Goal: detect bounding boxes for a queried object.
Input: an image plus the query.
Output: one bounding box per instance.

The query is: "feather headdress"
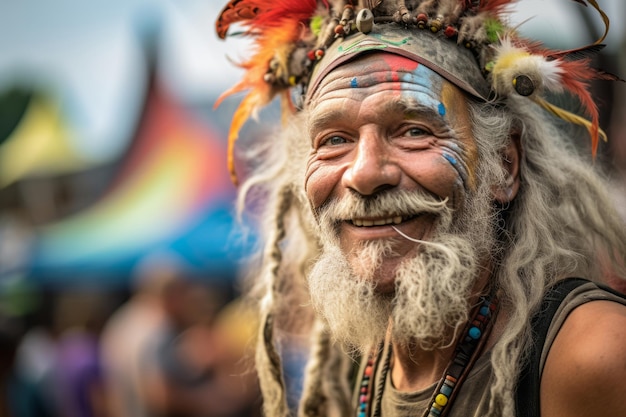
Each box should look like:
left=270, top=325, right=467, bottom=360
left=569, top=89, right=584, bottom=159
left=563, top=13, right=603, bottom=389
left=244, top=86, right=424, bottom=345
left=216, top=0, right=621, bottom=184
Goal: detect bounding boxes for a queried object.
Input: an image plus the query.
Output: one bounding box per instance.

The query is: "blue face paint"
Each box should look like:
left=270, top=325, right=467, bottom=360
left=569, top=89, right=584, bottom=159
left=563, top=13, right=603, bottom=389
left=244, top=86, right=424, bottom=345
left=443, top=153, right=457, bottom=165
left=311, top=54, right=448, bottom=115
left=396, top=64, right=445, bottom=113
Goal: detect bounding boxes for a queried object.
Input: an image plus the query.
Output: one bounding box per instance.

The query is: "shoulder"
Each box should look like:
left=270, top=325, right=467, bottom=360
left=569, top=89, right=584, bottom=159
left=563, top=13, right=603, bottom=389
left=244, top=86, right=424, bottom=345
left=540, top=300, right=626, bottom=417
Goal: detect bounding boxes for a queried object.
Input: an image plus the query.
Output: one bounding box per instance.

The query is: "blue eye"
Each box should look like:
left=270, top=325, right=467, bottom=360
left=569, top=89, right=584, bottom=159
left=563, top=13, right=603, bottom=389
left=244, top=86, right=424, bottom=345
left=404, top=127, right=427, bottom=137
left=325, top=136, right=348, bottom=146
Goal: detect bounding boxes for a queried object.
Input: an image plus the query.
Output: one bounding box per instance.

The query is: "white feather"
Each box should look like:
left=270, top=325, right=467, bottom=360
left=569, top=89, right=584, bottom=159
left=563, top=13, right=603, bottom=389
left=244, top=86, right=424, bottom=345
left=490, top=37, right=564, bottom=98
left=534, top=58, right=564, bottom=92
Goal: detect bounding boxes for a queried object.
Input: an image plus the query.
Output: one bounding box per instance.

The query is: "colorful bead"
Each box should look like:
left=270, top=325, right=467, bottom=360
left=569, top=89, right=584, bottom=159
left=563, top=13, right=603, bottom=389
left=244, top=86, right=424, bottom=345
left=445, top=375, right=457, bottom=385
left=356, top=296, right=497, bottom=417
left=357, top=356, right=376, bottom=417
left=435, top=394, right=448, bottom=407
left=444, top=25, right=458, bottom=38
left=430, top=19, right=442, bottom=33
left=469, top=326, right=481, bottom=339
left=417, top=13, right=428, bottom=29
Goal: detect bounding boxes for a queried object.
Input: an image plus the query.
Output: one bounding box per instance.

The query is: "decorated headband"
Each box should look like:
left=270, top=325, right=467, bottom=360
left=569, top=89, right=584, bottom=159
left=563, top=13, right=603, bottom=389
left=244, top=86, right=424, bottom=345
left=215, top=0, right=620, bottom=185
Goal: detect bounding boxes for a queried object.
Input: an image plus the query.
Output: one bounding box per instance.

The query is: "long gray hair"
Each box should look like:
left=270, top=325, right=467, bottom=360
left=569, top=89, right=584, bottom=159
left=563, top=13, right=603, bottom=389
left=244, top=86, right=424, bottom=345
left=235, top=94, right=626, bottom=417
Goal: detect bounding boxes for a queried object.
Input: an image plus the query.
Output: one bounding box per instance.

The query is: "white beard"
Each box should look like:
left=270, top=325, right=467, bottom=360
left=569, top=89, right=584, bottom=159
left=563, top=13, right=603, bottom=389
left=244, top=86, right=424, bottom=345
left=307, top=187, right=496, bottom=353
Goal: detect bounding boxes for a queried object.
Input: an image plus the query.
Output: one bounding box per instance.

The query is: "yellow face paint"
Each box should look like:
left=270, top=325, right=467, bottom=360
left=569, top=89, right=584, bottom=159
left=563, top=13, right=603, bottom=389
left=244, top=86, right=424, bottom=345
left=440, top=82, right=479, bottom=191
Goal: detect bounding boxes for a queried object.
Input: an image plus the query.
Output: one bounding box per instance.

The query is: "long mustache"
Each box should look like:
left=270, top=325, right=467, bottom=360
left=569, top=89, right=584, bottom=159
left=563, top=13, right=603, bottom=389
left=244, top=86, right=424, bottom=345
left=316, top=190, right=452, bottom=228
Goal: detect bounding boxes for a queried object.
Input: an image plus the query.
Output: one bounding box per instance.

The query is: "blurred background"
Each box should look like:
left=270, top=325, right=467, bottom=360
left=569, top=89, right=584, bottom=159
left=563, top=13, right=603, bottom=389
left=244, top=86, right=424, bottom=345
left=0, top=1, right=623, bottom=416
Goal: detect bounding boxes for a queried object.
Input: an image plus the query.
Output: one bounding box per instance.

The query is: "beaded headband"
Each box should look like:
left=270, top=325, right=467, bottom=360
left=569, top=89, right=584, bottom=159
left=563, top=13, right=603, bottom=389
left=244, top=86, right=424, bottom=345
left=215, top=0, right=620, bottom=184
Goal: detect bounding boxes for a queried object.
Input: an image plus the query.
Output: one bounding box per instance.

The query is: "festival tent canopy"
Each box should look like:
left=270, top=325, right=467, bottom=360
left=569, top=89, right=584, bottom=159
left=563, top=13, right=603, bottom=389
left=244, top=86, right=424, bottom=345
left=0, top=89, right=90, bottom=188
left=26, top=73, right=253, bottom=288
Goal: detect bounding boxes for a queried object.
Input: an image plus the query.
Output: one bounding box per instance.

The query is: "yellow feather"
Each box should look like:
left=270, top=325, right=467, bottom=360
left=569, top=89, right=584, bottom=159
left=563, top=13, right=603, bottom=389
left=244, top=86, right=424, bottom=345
left=492, top=50, right=531, bottom=75
left=534, top=97, right=607, bottom=158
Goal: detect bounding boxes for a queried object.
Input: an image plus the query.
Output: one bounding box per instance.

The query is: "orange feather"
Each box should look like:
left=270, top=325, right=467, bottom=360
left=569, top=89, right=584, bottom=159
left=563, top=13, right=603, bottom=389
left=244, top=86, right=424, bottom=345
left=215, top=0, right=319, bottom=184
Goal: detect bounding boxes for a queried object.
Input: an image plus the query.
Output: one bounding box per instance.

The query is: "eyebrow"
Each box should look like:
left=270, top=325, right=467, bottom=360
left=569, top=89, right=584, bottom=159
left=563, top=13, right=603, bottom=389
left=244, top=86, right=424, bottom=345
left=307, top=98, right=446, bottom=139
left=307, top=109, right=344, bottom=140
left=399, top=99, right=446, bottom=124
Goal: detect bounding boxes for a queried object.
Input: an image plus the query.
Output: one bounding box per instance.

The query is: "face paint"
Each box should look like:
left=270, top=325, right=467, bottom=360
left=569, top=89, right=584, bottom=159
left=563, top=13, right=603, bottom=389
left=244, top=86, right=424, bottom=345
left=310, top=54, right=446, bottom=114
left=440, top=81, right=479, bottom=190
left=305, top=52, right=481, bottom=288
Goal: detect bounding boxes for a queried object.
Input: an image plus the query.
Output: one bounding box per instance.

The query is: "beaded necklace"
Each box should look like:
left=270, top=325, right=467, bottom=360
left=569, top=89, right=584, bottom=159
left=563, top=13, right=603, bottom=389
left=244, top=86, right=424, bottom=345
left=357, top=296, right=498, bottom=417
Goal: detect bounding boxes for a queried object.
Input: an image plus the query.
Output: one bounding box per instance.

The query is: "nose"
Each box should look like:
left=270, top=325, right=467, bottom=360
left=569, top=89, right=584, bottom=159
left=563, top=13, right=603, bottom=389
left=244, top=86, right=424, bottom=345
left=342, top=135, right=401, bottom=196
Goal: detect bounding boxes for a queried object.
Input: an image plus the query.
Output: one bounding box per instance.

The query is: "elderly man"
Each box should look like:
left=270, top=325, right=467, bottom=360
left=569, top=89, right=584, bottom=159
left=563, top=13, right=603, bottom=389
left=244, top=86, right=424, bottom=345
left=216, top=1, right=626, bottom=416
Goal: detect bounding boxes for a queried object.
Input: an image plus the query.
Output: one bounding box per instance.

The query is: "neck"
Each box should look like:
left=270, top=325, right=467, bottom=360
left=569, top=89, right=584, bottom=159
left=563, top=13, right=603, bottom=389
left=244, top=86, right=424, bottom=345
left=390, top=337, right=457, bottom=391
left=389, top=274, right=501, bottom=393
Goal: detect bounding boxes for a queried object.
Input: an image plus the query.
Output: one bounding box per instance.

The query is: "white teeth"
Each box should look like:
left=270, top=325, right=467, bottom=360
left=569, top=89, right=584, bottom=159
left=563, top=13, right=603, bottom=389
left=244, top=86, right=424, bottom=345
left=352, top=216, right=404, bottom=227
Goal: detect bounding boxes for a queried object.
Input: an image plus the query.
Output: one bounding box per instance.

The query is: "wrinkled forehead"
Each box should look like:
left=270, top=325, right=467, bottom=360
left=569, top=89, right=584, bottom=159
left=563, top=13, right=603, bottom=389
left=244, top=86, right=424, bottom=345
left=307, top=53, right=448, bottom=111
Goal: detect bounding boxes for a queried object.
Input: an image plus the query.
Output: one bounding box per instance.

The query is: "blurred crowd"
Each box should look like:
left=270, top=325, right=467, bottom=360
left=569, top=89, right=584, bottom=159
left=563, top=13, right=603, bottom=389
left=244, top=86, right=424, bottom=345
left=0, top=255, right=263, bottom=417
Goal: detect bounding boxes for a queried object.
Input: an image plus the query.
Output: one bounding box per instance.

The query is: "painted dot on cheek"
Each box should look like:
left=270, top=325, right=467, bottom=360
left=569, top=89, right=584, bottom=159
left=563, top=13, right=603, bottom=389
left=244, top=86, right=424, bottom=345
left=351, top=77, right=358, bottom=88
left=438, top=102, right=446, bottom=116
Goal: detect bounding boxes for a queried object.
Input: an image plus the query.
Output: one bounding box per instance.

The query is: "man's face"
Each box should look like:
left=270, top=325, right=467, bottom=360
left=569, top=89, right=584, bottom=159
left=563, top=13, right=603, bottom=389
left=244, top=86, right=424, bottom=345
left=305, top=53, right=480, bottom=293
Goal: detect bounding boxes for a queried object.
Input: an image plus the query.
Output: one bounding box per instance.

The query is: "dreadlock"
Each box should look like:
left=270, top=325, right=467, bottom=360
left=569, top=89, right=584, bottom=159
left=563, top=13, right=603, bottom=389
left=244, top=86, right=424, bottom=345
left=254, top=185, right=293, bottom=417
left=298, top=319, right=354, bottom=417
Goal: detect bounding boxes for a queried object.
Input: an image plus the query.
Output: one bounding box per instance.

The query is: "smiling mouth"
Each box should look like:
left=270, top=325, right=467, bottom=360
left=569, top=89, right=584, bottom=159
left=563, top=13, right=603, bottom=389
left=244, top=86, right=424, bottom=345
left=350, top=215, right=416, bottom=227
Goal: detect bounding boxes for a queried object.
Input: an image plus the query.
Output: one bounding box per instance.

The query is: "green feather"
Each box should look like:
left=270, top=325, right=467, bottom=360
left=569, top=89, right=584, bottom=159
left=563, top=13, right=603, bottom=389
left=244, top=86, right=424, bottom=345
left=484, top=18, right=505, bottom=44
left=310, top=15, right=323, bottom=36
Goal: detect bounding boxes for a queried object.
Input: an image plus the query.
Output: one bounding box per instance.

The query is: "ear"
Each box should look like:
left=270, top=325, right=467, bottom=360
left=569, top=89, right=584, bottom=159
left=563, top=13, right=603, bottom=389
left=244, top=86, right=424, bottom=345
left=492, top=132, right=521, bottom=204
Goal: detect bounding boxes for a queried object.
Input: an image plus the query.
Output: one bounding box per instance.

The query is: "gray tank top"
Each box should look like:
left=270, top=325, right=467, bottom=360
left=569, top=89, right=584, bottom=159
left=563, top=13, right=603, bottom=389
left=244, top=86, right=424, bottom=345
left=354, top=282, right=626, bottom=417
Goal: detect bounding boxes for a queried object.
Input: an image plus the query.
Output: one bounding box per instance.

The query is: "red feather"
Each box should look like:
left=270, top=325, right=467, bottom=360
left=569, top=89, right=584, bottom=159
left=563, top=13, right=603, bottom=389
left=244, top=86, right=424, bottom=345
left=555, top=58, right=604, bottom=157
left=217, top=0, right=318, bottom=39
left=216, top=0, right=265, bottom=39
left=480, top=0, right=516, bottom=13
left=215, top=0, right=319, bottom=184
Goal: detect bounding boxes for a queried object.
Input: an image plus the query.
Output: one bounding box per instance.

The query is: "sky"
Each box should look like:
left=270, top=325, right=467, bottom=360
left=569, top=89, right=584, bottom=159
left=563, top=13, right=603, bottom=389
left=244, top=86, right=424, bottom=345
left=0, top=0, right=623, bottom=165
